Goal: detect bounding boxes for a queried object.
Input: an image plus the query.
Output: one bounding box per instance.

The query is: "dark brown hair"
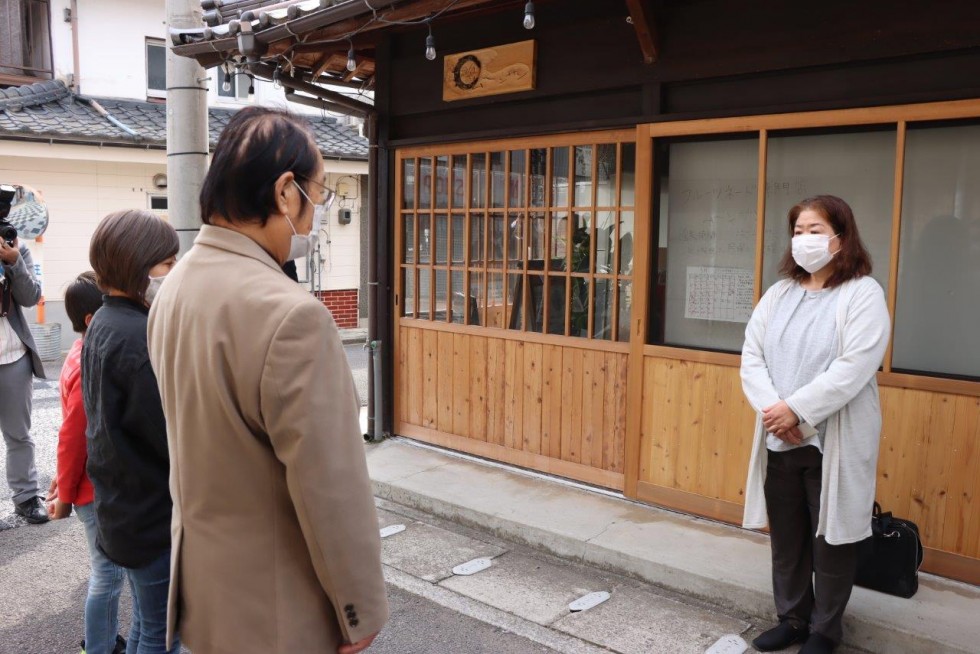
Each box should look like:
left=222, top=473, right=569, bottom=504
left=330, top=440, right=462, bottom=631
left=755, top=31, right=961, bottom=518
left=778, top=194, right=872, bottom=288
left=89, top=210, right=179, bottom=303
left=200, top=106, right=320, bottom=225
left=64, top=271, right=103, bottom=333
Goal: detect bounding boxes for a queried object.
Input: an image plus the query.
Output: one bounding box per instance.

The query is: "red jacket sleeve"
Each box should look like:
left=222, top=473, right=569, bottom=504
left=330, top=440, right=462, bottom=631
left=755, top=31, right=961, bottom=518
left=56, top=369, right=88, bottom=504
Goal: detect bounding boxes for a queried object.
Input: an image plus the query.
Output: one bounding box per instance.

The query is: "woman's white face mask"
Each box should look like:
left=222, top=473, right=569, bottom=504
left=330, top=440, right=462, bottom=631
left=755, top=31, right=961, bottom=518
left=791, top=233, right=839, bottom=273
left=284, top=181, right=322, bottom=261
left=145, top=274, right=167, bottom=305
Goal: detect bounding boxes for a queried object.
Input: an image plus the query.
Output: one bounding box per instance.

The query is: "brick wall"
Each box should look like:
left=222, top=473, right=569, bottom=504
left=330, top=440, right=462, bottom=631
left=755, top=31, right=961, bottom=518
left=315, top=289, right=359, bottom=328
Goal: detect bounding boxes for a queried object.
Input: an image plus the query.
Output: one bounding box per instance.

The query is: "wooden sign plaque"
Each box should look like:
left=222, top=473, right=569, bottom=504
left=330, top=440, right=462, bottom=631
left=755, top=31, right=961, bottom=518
left=442, top=40, right=536, bottom=102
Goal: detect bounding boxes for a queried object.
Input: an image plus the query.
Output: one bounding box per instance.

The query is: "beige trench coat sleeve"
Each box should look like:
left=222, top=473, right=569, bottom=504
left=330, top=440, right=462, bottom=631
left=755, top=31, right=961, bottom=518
left=260, top=300, right=388, bottom=644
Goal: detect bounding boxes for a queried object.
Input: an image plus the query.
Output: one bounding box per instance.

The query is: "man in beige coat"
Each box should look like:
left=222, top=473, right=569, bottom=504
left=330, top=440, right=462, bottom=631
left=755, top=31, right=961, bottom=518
left=147, top=107, right=388, bottom=653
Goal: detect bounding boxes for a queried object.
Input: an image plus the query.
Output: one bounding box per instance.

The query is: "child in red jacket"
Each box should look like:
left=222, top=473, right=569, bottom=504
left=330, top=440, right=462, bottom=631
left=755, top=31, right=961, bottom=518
left=46, top=271, right=126, bottom=654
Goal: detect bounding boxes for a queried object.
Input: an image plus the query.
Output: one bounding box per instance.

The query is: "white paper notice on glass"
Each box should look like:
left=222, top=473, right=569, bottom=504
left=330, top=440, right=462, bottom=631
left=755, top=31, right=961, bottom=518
left=684, top=266, right=754, bottom=323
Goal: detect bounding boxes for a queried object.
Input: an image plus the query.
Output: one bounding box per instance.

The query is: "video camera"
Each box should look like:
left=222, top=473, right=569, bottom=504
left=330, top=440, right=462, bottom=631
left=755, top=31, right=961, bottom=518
left=0, top=184, right=49, bottom=246
left=0, top=185, right=17, bottom=246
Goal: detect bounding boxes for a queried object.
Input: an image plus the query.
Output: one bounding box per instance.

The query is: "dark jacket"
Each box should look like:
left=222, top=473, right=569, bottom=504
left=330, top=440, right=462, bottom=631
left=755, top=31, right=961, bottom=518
left=0, top=244, right=44, bottom=378
left=83, top=296, right=171, bottom=568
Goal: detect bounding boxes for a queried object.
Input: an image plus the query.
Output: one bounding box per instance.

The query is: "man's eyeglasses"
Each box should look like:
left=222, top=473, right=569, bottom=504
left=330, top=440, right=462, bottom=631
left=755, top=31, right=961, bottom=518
left=296, top=175, right=337, bottom=211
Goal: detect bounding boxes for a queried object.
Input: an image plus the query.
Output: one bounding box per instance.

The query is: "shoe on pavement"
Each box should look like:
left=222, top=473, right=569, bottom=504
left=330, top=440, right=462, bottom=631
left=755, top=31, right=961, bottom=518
left=752, top=621, right=809, bottom=651
left=113, top=634, right=127, bottom=654
left=13, top=496, right=49, bottom=524
left=799, top=632, right=836, bottom=654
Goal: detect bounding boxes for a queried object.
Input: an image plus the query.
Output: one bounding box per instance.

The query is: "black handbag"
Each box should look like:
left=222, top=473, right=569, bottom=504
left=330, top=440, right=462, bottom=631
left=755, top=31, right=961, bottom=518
left=855, top=502, right=923, bottom=598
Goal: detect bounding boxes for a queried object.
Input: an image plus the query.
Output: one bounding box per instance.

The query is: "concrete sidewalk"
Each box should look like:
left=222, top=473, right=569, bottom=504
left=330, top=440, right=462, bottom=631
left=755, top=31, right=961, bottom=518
left=366, top=438, right=980, bottom=654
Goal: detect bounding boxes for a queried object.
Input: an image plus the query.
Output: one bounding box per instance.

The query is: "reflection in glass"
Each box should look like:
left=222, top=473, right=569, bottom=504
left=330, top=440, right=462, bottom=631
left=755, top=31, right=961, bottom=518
left=451, top=214, right=465, bottom=265
left=468, top=271, right=485, bottom=326
left=893, top=122, right=980, bottom=379
left=487, top=272, right=505, bottom=328
left=490, top=151, right=506, bottom=208
left=418, top=267, right=431, bottom=319
left=594, top=211, right=616, bottom=274
left=417, top=214, right=431, bottom=264
left=593, top=278, right=614, bottom=340
left=489, top=214, right=505, bottom=267
left=434, top=214, right=448, bottom=264
left=574, top=145, right=593, bottom=207
left=596, top=144, right=618, bottom=207
left=618, top=280, right=632, bottom=342
left=418, top=157, right=432, bottom=209
left=618, top=211, right=635, bottom=275
left=434, top=269, right=448, bottom=321
left=571, top=212, right=592, bottom=273
left=552, top=146, right=569, bottom=207
left=549, top=212, right=568, bottom=271
left=452, top=155, right=467, bottom=208
left=472, top=154, right=487, bottom=208
left=403, top=267, right=415, bottom=318
left=621, top=143, right=636, bottom=206
left=507, top=273, right=524, bottom=330
left=470, top=213, right=485, bottom=264
left=547, top=275, right=567, bottom=335
left=507, top=213, right=524, bottom=270
left=509, top=150, right=526, bottom=207
left=529, top=213, right=545, bottom=262
left=435, top=156, right=449, bottom=209
left=402, top=214, right=415, bottom=263
left=525, top=275, right=545, bottom=333
left=569, top=277, right=590, bottom=338
left=530, top=149, right=547, bottom=207
left=450, top=270, right=467, bottom=324
left=402, top=159, right=415, bottom=209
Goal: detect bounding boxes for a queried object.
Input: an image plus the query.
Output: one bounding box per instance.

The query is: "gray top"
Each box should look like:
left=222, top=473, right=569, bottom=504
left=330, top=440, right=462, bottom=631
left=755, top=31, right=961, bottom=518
left=763, top=283, right=841, bottom=452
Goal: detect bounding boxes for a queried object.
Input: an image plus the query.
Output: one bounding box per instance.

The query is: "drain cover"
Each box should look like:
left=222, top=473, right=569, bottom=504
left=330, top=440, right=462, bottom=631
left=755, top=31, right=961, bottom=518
left=380, top=524, right=406, bottom=538
left=705, top=634, right=748, bottom=654
left=568, top=591, right=610, bottom=612
left=452, top=558, right=492, bottom=576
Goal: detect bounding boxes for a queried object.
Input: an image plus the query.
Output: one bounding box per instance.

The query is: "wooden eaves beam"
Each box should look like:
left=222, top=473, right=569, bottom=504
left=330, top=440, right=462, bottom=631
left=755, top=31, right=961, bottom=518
left=625, top=0, right=659, bottom=64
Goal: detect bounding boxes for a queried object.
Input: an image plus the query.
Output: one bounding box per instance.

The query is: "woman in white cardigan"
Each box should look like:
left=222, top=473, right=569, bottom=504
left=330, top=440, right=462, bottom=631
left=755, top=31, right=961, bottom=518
left=740, top=195, right=890, bottom=654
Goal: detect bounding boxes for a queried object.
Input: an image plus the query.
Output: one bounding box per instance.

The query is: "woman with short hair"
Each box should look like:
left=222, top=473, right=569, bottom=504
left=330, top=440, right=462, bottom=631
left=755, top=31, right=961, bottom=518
left=84, top=209, right=180, bottom=654
left=740, top=195, right=890, bottom=654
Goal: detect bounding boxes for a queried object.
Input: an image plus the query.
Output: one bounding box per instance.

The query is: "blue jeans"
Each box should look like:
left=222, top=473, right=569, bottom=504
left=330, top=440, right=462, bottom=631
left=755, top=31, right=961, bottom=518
left=75, top=503, right=126, bottom=654
left=125, top=549, right=180, bottom=654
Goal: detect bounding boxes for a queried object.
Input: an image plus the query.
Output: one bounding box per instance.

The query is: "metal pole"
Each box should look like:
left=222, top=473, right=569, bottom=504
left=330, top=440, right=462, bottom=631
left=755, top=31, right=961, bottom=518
left=166, top=0, right=209, bottom=256
left=369, top=340, right=383, bottom=442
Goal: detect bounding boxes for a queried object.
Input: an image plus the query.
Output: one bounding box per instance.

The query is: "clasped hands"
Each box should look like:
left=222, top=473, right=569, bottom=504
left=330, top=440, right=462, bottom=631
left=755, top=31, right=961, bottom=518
left=762, top=400, right=804, bottom=445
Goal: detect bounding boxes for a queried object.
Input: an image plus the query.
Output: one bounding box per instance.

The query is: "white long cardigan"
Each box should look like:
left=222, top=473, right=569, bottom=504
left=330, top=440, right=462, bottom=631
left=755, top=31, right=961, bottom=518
left=741, top=275, right=891, bottom=545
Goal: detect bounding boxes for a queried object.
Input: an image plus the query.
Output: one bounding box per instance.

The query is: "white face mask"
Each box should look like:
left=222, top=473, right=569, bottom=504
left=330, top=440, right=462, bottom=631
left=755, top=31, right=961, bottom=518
left=285, top=181, right=322, bottom=261
left=791, top=233, right=839, bottom=273
left=145, top=274, right=167, bottom=306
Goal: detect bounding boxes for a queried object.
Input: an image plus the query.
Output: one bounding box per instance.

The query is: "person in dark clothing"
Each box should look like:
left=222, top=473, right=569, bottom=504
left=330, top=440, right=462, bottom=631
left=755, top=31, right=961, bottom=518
left=281, top=259, right=299, bottom=281
left=83, top=209, right=180, bottom=654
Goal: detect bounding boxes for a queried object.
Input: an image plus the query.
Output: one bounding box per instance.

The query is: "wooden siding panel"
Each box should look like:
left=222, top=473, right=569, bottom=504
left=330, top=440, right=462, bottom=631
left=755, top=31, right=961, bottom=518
left=591, top=352, right=607, bottom=470
left=541, top=344, right=563, bottom=459
left=503, top=340, right=524, bottom=450
left=422, top=330, right=439, bottom=428
left=453, top=334, right=471, bottom=438
left=614, top=353, right=629, bottom=474
left=524, top=343, right=544, bottom=455
left=580, top=351, right=596, bottom=468
left=486, top=337, right=506, bottom=446
left=408, top=328, right=423, bottom=426
left=437, top=332, right=455, bottom=433
left=469, top=336, right=488, bottom=441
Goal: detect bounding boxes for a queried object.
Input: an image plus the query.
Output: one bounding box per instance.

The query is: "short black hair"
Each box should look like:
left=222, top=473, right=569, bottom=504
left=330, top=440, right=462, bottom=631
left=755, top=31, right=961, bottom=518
left=200, top=106, right=321, bottom=226
left=64, top=271, right=102, bottom=333
left=89, top=210, right=179, bottom=303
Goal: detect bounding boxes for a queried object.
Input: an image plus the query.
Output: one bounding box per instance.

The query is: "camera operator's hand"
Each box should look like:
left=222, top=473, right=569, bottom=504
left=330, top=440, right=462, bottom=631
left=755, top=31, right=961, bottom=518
left=0, top=237, right=20, bottom=265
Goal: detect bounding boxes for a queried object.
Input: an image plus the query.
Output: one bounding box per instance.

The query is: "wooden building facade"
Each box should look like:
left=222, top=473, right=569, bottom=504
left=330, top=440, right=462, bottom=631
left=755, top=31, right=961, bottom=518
left=172, top=0, right=980, bottom=585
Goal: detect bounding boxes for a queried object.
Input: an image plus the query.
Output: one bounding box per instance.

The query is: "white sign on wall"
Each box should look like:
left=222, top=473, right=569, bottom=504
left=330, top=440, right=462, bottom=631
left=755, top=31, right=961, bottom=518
left=684, top=266, right=753, bottom=323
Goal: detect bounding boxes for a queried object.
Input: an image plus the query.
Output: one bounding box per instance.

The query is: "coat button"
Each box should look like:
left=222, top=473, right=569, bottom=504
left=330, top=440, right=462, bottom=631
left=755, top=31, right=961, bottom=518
left=350, top=618, right=359, bottom=627
left=344, top=604, right=354, bottom=612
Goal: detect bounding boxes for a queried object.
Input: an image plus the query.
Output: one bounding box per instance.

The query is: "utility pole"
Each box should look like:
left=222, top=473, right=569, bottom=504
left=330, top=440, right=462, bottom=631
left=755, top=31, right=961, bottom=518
left=166, top=0, right=208, bottom=256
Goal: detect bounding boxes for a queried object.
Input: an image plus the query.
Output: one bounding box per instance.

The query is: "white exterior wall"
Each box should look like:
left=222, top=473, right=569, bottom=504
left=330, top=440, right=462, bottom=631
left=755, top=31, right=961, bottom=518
left=319, top=167, right=367, bottom=292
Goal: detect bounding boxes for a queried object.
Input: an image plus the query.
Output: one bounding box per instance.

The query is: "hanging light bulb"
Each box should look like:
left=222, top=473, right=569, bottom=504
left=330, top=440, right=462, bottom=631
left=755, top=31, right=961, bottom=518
left=346, top=43, right=357, bottom=72
left=247, top=76, right=255, bottom=97
left=523, top=1, right=535, bottom=30
left=425, top=25, right=436, bottom=61
left=222, top=65, right=232, bottom=93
